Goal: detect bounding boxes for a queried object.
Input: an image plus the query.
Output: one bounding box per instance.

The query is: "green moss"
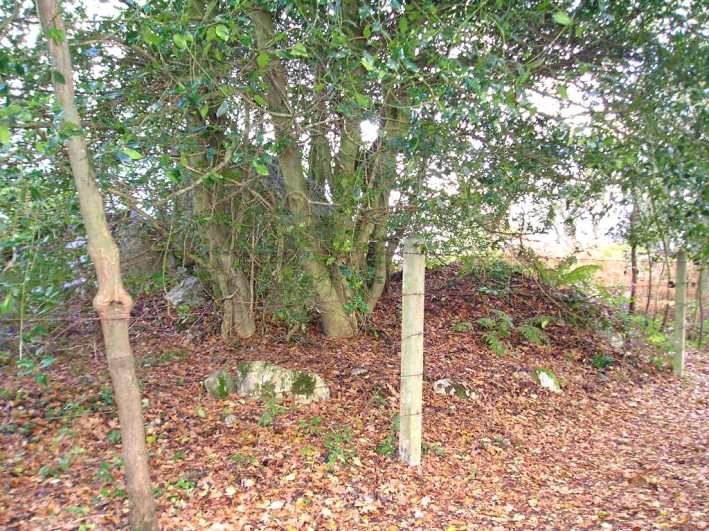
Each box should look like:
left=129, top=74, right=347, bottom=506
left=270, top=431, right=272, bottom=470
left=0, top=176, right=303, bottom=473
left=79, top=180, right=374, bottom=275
left=292, top=372, right=316, bottom=396
left=237, top=362, right=251, bottom=380
left=259, top=381, right=276, bottom=400
left=451, top=382, right=469, bottom=399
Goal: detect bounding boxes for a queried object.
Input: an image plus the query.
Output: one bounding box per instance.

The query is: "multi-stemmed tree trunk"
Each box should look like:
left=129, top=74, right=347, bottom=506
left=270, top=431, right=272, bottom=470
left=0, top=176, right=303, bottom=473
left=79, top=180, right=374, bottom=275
left=249, top=5, right=410, bottom=337
left=36, top=1, right=157, bottom=529
left=672, top=249, right=688, bottom=377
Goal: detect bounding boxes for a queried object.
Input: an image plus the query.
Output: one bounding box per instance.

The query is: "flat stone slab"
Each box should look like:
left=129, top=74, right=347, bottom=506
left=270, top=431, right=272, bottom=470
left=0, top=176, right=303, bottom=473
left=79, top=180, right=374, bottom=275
left=205, top=361, right=330, bottom=403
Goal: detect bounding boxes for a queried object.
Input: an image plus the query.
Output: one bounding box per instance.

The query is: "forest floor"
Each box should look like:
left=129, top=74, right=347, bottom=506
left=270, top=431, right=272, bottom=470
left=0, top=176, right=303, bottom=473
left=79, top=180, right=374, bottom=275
left=1, top=266, right=707, bottom=530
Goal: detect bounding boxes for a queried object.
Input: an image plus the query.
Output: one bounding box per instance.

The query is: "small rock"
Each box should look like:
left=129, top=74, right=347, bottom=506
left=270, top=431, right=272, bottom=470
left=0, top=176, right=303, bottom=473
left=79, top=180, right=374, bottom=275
left=432, top=378, right=477, bottom=399
left=166, top=276, right=206, bottom=308
left=531, top=367, right=562, bottom=393
left=351, top=368, right=368, bottom=377
left=224, top=415, right=237, bottom=427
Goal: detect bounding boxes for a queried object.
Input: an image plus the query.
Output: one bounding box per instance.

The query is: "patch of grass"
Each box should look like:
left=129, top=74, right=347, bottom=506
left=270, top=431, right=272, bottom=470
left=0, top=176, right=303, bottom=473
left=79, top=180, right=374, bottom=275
left=39, top=447, right=84, bottom=479
left=323, top=425, right=356, bottom=467
left=591, top=354, right=615, bottom=370
left=258, top=398, right=287, bottom=427
left=297, top=416, right=322, bottom=436
left=376, top=415, right=400, bottom=457
left=229, top=453, right=256, bottom=466
left=371, top=384, right=388, bottom=408
left=451, top=321, right=473, bottom=333
left=107, top=429, right=121, bottom=444
left=141, top=349, right=188, bottom=368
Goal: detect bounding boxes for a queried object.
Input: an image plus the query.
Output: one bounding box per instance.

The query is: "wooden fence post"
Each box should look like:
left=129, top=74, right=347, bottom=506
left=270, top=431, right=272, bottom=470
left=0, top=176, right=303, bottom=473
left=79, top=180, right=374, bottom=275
left=400, top=237, right=425, bottom=465
left=672, top=249, right=688, bottom=376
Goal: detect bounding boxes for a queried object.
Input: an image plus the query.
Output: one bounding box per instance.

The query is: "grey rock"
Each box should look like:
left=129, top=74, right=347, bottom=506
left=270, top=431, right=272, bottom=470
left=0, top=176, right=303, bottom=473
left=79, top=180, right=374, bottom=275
left=204, top=361, right=330, bottom=403
left=432, top=378, right=477, bottom=399
left=224, top=414, right=238, bottom=427
left=531, top=367, right=562, bottom=393
left=234, top=361, right=330, bottom=403
left=166, top=276, right=205, bottom=307
left=350, top=368, right=369, bottom=377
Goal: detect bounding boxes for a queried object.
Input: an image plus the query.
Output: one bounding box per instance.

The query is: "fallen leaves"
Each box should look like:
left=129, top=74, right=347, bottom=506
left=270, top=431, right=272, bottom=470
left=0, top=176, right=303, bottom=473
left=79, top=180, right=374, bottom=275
left=1, top=266, right=707, bottom=529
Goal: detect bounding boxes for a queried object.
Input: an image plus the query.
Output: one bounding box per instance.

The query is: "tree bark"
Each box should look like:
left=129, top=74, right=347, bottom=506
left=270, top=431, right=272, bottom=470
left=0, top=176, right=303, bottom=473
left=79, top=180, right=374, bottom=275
left=697, top=266, right=707, bottom=348
left=629, top=242, right=638, bottom=314
left=36, top=2, right=157, bottom=529
left=644, top=247, right=653, bottom=315
left=250, top=8, right=355, bottom=337
left=628, top=198, right=639, bottom=314
left=672, top=249, right=687, bottom=377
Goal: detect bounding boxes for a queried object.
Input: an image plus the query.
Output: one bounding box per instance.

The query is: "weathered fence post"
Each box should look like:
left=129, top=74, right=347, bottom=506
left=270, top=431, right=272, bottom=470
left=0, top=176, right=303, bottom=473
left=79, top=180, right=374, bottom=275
left=400, top=237, right=425, bottom=465
left=672, top=249, right=688, bottom=376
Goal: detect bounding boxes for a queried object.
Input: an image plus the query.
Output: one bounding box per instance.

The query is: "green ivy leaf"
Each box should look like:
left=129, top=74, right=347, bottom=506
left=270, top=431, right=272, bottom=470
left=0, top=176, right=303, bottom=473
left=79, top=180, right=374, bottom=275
left=215, top=24, right=229, bottom=42
left=0, top=124, right=10, bottom=145
left=290, top=43, right=308, bottom=58
left=252, top=160, right=270, bottom=176
left=173, top=33, right=188, bottom=50
left=52, top=70, right=66, bottom=84
left=256, top=52, right=270, bottom=68
left=361, top=52, right=376, bottom=71
left=552, top=11, right=573, bottom=26
left=141, top=28, right=161, bottom=47
left=122, top=147, right=143, bottom=160
left=354, top=92, right=370, bottom=107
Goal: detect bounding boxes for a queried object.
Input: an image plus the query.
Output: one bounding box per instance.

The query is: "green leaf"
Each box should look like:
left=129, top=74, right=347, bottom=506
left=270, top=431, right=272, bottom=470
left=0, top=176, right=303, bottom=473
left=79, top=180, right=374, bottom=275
left=173, top=33, right=188, bottom=50
left=52, top=70, right=66, bottom=84
left=141, top=28, right=161, bottom=46
left=361, top=52, right=376, bottom=71
left=354, top=92, right=370, bottom=107
left=290, top=43, right=308, bottom=58
left=0, top=293, right=13, bottom=314
left=256, top=52, right=270, bottom=68
left=199, top=103, right=209, bottom=119
left=399, top=17, right=408, bottom=34
left=552, top=11, right=573, bottom=26
left=47, top=28, right=65, bottom=43
left=216, top=101, right=229, bottom=118
left=122, top=147, right=143, bottom=160
left=0, top=124, right=9, bottom=145
left=252, top=160, right=270, bottom=176
left=253, top=94, right=267, bottom=107
left=215, top=24, right=229, bottom=42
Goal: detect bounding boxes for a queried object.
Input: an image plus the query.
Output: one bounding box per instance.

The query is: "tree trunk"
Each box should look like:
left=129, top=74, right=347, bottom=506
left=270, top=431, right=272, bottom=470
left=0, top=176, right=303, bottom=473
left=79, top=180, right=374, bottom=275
left=250, top=8, right=355, bottom=337
left=193, top=180, right=255, bottom=338
left=644, top=247, right=653, bottom=315
left=628, top=198, right=639, bottom=314
left=697, top=266, right=707, bottom=349
left=629, top=241, right=638, bottom=314
left=36, top=2, right=157, bottom=529
left=672, top=249, right=687, bottom=377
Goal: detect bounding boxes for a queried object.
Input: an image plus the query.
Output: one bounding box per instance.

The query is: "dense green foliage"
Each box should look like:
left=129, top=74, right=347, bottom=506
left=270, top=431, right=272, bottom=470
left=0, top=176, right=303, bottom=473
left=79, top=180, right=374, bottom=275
left=0, top=0, right=706, bottom=338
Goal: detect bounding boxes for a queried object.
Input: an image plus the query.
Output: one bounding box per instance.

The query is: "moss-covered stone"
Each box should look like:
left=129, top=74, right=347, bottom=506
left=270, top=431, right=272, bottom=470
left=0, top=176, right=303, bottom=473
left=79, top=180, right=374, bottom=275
left=292, top=372, right=316, bottom=396
left=227, top=361, right=330, bottom=403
